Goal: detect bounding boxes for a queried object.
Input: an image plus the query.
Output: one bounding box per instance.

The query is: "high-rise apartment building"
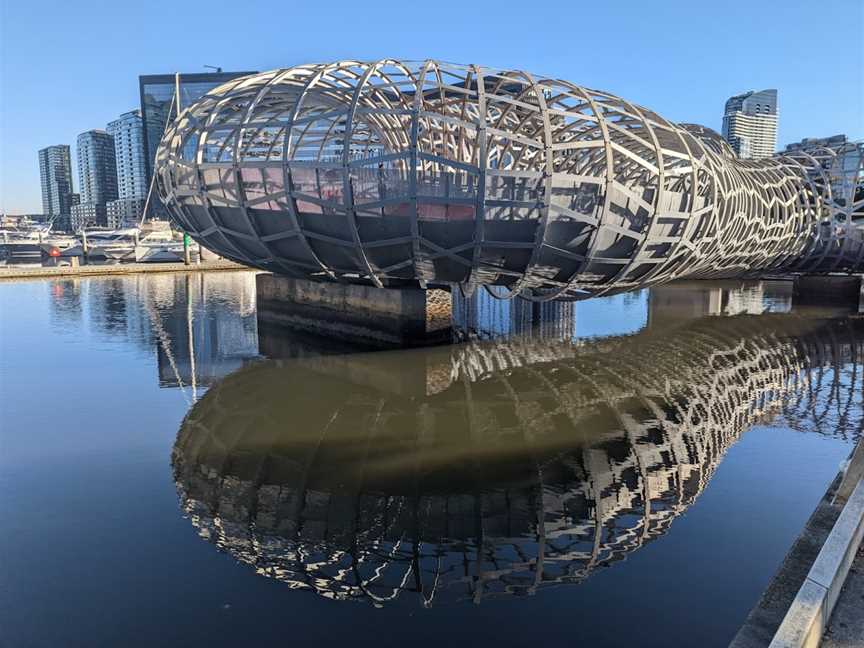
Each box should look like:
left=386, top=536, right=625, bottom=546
left=71, top=130, right=118, bottom=230
left=106, top=110, right=148, bottom=227
left=139, top=70, right=255, bottom=219
left=38, top=145, right=77, bottom=230
left=722, top=89, right=778, bottom=159
left=783, top=134, right=864, bottom=218
left=782, top=134, right=849, bottom=153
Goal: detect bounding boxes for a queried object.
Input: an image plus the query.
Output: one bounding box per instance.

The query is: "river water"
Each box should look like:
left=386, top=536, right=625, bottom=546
left=0, top=271, right=859, bottom=647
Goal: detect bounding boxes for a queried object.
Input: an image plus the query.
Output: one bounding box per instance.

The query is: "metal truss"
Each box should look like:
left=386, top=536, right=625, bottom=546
left=172, top=315, right=864, bottom=605
left=155, top=60, right=864, bottom=300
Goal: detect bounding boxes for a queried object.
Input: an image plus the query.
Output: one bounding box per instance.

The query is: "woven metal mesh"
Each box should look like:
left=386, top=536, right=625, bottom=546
left=156, top=61, right=864, bottom=300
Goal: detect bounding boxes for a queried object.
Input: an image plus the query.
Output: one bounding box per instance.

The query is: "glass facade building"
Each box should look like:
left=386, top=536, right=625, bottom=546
left=106, top=109, right=148, bottom=227
left=139, top=71, right=255, bottom=219
left=38, top=144, right=76, bottom=230
left=72, top=130, right=118, bottom=230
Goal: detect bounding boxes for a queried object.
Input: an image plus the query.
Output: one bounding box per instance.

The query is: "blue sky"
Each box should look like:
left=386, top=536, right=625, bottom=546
left=1, top=0, right=862, bottom=214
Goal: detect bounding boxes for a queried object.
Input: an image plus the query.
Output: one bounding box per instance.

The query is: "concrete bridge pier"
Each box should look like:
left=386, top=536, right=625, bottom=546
left=793, top=275, right=864, bottom=311
left=256, top=274, right=453, bottom=348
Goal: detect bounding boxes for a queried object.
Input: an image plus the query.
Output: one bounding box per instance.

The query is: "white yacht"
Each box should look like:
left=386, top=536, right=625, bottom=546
left=63, top=228, right=140, bottom=262
left=0, top=217, right=77, bottom=263
left=133, top=221, right=194, bottom=263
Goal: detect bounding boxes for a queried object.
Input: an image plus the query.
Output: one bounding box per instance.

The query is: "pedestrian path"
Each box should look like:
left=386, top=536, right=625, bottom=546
left=822, top=541, right=864, bottom=647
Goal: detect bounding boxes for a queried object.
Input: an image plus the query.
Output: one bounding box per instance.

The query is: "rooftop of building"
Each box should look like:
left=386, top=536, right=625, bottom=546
left=138, top=70, right=257, bottom=84
left=783, top=134, right=849, bottom=151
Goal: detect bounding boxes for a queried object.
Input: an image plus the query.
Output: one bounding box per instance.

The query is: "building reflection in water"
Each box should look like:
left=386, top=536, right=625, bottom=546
left=172, top=281, right=864, bottom=607
left=152, top=274, right=258, bottom=391
left=47, top=272, right=260, bottom=400
left=647, top=280, right=794, bottom=330
left=48, top=279, right=83, bottom=331
left=453, top=279, right=796, bottom=343
left=453, top=288, right=648, bottom=341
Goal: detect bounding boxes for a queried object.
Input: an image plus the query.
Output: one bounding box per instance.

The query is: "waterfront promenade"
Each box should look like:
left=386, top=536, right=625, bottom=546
left=0, top=259, right=248, bottom=281
left=823, top=544, right=864, bottom=647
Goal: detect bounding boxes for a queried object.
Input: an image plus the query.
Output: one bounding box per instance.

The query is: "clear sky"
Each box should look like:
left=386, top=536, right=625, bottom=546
left=1, top=0, right=862, bottom=214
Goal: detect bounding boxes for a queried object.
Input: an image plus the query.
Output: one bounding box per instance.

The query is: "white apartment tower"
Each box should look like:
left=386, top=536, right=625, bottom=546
left=722, top=89, right=778, bottom=159
left=107, top=110, right=148, bottom=227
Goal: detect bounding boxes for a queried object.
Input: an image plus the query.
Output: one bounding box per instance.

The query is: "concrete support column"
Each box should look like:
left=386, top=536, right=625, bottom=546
left=256, top=274, right=452, bottom=348
left=793, top=275, right=863, bottom=311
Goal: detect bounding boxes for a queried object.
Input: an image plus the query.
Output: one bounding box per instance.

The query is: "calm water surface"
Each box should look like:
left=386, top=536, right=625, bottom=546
left=0, top=272, right=859, bottom=647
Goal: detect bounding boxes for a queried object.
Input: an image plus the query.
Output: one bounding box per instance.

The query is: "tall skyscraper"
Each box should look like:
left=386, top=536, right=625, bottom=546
left=106, top=110, right=148, bottom=227
left=38, top=145, right=77, bottom=230
left=722, top=89, right=778, bottom=159
left=139, top=70, right=255, bottom=219
left=71, top=130, right=118, bottom=230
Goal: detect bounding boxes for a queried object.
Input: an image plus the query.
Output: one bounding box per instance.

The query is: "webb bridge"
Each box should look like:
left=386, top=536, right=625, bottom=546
left=154, top=59, right=864, bottom=301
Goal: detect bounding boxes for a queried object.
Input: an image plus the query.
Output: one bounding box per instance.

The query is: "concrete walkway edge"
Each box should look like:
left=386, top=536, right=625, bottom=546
left=769, top=476, right=864, bottom=647
left=0, top=260, right=248, bottom=281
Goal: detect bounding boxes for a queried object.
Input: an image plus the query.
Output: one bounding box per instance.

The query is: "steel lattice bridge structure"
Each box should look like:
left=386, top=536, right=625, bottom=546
left=155, top=60, right=864, bottom=300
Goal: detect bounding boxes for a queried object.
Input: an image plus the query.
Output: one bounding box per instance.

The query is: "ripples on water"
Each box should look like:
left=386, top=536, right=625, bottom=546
left=0, top=272, right=860, bottom=647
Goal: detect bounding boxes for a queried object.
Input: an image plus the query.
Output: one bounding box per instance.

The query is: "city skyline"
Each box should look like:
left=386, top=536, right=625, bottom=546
left=16, top=78, right=863, bottom=222
left=25, top=70, right=252, bottom=230
left=2, top=0, right=862, bottom=214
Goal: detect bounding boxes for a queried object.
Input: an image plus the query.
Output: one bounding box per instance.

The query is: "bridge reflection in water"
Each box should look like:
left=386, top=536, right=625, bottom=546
left=172, top=285, right=863, bottom=607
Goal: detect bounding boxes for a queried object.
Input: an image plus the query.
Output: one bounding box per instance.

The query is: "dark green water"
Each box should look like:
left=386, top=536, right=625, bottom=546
left=0, top=272, right=858, bottom=647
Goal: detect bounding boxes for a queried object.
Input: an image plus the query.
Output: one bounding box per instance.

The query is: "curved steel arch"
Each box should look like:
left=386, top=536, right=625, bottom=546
left=156, top=60, right=864, bottom=299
